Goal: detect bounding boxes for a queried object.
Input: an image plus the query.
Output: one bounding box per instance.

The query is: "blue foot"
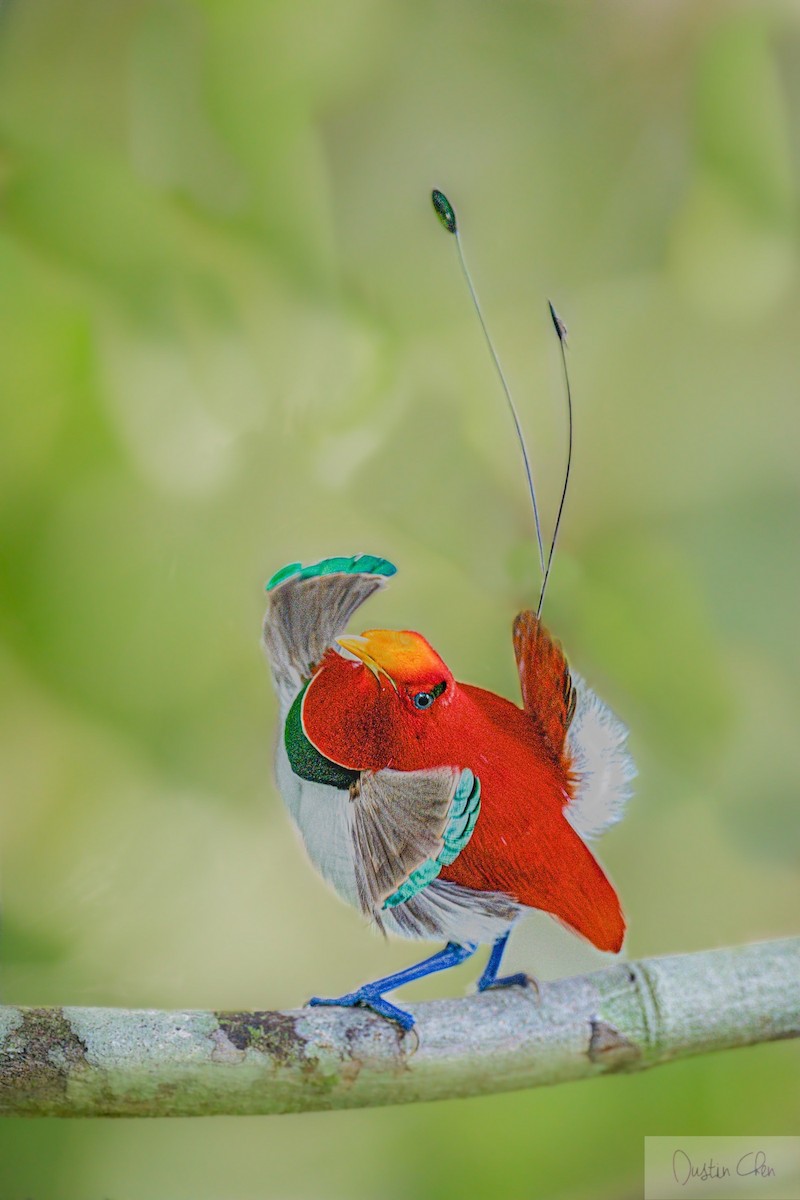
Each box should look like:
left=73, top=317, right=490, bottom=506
left=306, top=941, right=478, bottom=1033
left=477, top=971, right=536, bottom=993
left=475, top=931, right=539, bottom=996
left=308, top=989, right=416, bottom=1031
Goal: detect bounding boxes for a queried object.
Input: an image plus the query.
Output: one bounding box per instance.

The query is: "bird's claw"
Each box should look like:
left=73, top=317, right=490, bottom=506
left=307, top=990, right=416, bottom=1031
left=477, top=971, right=541, bottom=1002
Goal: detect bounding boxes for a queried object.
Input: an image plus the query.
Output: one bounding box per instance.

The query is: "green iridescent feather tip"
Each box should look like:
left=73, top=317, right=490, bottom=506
left=431, top=189, right=457, bottom=234
left=266, top=553, right=397, bottom=592
left=383, top=769, right=481, bottom=909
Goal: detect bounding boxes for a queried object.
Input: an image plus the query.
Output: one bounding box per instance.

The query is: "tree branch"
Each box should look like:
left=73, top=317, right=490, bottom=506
left=1, top=937, right=797, bottom=1117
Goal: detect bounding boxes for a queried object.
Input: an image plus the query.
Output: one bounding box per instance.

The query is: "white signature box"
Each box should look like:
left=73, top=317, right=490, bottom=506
left=645, top=1137, right=800, bottom=1200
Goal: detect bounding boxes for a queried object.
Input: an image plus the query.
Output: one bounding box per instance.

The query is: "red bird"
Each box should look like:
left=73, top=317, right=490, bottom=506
left=263, top=554, right=634, bottom=1030
left=262, top=189, right=634, bottom=1030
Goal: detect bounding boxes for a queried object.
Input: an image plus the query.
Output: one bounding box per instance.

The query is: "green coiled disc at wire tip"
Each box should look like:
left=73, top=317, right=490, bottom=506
left=431, top=189, right=457, bottom=234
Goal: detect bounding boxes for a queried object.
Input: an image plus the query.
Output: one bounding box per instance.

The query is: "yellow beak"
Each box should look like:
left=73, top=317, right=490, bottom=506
left=335, top=634, right=398, bottom=689
left=336, top=634, right=376, bottom=667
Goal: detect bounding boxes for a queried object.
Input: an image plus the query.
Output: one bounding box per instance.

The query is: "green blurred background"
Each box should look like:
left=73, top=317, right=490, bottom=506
left=1, top=0, right=798, bottom=1196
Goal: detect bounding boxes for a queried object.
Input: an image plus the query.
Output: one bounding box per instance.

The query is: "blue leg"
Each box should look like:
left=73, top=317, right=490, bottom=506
left=308, top=941, right=478, bottom=1031
left=477, top=931, right=533, bottom=992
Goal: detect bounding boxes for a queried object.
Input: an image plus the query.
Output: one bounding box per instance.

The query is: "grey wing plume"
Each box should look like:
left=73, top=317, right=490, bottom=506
left=350, top=766, right=462, bottom=925
left=564, top=673, right=636, bottom=840
left=263, top=564, right=391, bottom=705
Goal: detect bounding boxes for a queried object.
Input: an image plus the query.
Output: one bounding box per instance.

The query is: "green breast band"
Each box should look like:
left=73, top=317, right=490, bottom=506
left=284, top=684, right=359, bottom=791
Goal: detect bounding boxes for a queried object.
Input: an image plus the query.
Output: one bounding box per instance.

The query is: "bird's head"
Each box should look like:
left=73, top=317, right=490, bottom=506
left=300, top=629, right=455, bottom=771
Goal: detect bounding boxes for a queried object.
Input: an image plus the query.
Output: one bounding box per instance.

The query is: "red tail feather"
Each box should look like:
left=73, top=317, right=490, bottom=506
left=510, top=818, right=625, bottom=952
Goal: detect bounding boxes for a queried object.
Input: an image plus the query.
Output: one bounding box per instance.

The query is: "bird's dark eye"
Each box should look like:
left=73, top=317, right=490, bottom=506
left=412, top=681, right=446, bottom=711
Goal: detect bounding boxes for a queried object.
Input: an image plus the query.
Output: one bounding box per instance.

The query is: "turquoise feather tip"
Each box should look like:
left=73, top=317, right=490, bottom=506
left=266, top=553, right=397, bottom=592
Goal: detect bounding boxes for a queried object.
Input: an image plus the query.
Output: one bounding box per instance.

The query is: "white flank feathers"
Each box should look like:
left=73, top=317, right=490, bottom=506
left=274, top=701, right=361, bottom=910
left=564, top=674, right=636, bottom=841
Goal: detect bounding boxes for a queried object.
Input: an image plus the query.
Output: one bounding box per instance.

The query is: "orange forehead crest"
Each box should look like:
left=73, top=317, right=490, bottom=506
left=336, top=629, right=448, bottom=686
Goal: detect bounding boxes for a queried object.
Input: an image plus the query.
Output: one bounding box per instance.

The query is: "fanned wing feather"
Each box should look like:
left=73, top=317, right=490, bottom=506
left=350, top=766, right=468, bottom=922
left=513, top=609, right=576, bottom=760
left=386, top=878, right=522, bottom=942
left=263, top=556, right=395, bottom=704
